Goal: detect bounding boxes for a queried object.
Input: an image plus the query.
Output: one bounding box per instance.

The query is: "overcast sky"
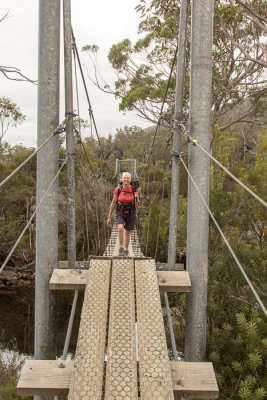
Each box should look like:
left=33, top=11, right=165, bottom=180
left=1, top=0, right=151, bottom=148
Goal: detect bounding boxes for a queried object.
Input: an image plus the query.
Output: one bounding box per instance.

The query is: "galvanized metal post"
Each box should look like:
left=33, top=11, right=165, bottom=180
left=184, top=0, right=214, bottom=361
left=35, top=0, right=60, bottom=397
left=63, top=0, right=76, bottom=268
left=168, top=0, right=189, bottom=269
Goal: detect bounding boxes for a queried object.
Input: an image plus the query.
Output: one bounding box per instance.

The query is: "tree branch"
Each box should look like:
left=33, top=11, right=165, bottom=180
left=234, top=0, right=267, bottom=25
left=0, top=66, right=37, bottom=84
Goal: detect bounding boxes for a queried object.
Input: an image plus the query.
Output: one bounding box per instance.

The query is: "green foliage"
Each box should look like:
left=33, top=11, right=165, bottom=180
left=0, top=97, right=25, bottom=144
left=0, top=352, right=31, bottom=400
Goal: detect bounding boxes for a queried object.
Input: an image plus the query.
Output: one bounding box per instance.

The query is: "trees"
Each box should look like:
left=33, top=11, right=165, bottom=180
left=83, top=0, right=266, bottom=133
left=0, top=97, right=25, bottom=145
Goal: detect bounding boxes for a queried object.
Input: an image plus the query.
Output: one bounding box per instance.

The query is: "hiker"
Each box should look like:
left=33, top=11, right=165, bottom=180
left=107, top=172, right=139, bottom=256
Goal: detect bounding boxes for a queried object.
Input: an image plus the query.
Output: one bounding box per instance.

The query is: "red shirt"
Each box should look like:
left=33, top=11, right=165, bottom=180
left=113, top=185, right=138, bottom=204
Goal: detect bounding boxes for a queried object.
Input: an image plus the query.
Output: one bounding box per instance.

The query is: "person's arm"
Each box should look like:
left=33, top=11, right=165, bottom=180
left=107, top=194, right=118, bottom=225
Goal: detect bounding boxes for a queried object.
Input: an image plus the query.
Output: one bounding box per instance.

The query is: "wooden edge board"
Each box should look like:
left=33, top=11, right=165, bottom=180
left=49, top=269, right=191, bottom=292
left=17, top=360, right=218, bottom=398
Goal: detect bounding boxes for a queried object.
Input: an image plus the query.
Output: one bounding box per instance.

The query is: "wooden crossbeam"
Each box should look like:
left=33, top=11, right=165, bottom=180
left=17, top=360, right=219, bottom=398
left=49, top=268, right=191, bottom=293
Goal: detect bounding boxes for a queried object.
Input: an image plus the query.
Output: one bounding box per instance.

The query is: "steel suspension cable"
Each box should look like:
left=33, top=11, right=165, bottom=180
left=180, top=156, right=267, bottom=317
left=180, top=125, right=267, bottom=208
left=145, top=162, right=171, bottom=255
left=76, top=160, right=100, bottom=255
left=164, top=291, right=180, bottom=362
left=54, top=289, right=79, bottom=400
left=154, top=177, right=167, bottom=260
left=0, top=125, right=65, bottom=189
left=73, top=49, right=90, bottom=259
left=0, top=157, right=68, bottom=273
left=140, top=44, right=178, bottom=179
left=71, top=28, right=107, bottom=166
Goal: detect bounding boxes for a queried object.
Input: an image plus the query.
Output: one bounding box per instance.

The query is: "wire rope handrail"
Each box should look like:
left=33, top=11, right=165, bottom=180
left=178, top=123, right=267, bottom=208
left=145, top=162, right=171, bottom=255
left=179, top=155, right=267, bottom=318
left=0, top=157, right=68, bottom=273
left=0, top=123, right=65, bottom=189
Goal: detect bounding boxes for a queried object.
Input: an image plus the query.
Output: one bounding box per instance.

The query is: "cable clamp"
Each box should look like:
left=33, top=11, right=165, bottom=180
left=178, top=152, right=185, bottom=160
left=59, top=156, right=68, bottom=166
left=65, top=111, right=77, bottom=120
left=53, top=124, right=66, bottom=136
left=170, top=150, right=180, bottom=157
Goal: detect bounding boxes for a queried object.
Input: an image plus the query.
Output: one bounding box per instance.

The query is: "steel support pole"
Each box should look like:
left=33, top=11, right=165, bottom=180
left=168, top=0, right=189, bottom=269
left=63, top=0, right=76, bottom=268
left=35, top=1, right=60, bottom=399
left=184, top=0, right=214, bottom=362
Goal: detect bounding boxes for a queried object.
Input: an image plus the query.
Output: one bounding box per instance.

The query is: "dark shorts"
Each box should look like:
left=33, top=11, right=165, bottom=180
left=116, top=210, right=136, bottom=231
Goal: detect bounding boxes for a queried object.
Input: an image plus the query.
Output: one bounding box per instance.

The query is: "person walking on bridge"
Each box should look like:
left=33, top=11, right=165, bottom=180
left=107, top=172, right=139, bottom=256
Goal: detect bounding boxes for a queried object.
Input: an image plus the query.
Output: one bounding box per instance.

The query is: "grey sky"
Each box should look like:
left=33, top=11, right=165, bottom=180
left=1, top=0, right=150, bottom=148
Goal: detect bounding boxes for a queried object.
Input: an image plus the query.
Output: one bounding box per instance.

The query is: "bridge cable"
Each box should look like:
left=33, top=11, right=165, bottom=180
left=76, top=161, right=102, bottom=255
left=164, top=291, right=180, bottom=362
left=54, top=289, right=79, bottom=400
left=0, top=123, right=65, bottom=189
left=73, top=48, right=90, bottom=258
left=154, top=176, right=167, bottom=260
left=145, top=162, right=171, bottom=255
left=75, top=141, right=109, bottom=254
left=140, top=43, right=178, bottom=179
left=0, top=156, right=68, bottom=273
left=179, top=155, right=267, bottom=317
left=76, top=164, right=90, bottom=258
left=179, top=123, right=267, bottom=208
left=71, top=28, right=107, bottom=168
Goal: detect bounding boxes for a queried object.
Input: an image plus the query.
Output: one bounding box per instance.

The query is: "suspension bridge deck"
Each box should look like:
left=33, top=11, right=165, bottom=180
left=18, top=255, right=218, bottom=398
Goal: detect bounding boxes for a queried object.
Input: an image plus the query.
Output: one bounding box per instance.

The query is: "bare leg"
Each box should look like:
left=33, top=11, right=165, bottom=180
left=118, top=224, right=124, bottom=247
left=124, top=229, right=131, bottom=249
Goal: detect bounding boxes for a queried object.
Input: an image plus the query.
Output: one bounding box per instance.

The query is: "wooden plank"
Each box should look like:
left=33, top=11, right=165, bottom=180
left=135, top=259, right=174, bottom=400
left=58, top=261, right=89, bottom=269
left=156, top=263, right=184, bottom=271
left=50, top=269, right=191, bottom=292
left=157, top=271, right=191, bottom=292
left=105, top=259, right=138, bottom=399
left=171, top=362, right=219, bottom=398
left=17, top=361, right=218, bottom=398
left=50, top=268, right=87, bottom=290
left=68, top=259, right=111, bottom=400
left=17, top=360, right=73, bottom=396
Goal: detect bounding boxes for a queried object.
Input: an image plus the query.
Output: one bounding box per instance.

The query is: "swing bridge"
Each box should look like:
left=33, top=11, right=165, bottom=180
left=0, top=0, right=266, bottom=399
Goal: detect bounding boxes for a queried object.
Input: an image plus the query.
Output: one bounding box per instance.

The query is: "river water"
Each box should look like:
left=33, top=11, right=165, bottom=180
left=0, top=288, right=83, bottom=358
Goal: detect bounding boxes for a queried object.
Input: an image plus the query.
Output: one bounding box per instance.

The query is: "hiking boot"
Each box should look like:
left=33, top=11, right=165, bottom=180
left=119, top=247, right=124, bottom=256
left=124, top=249, right=129, bottom=257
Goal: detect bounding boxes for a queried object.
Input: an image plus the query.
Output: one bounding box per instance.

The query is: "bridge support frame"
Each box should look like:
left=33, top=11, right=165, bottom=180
left=35, top=1, right=60, bottom=399
left=168, top=0, right=189, bottom=269
left=185, top=0, right=214, bottom=362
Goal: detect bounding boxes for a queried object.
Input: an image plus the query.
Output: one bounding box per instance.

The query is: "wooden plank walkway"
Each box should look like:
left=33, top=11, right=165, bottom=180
left=49, top=268, right=191, bottom=292
left=17, top=257, right=218, bottom=399
left=17, top=360, right=219, bottom=398
left=135, top=259, right=174, bottom=399
left=68, top=259, right=111, bottom=400
left=105, top=259, right=138, bottom=399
